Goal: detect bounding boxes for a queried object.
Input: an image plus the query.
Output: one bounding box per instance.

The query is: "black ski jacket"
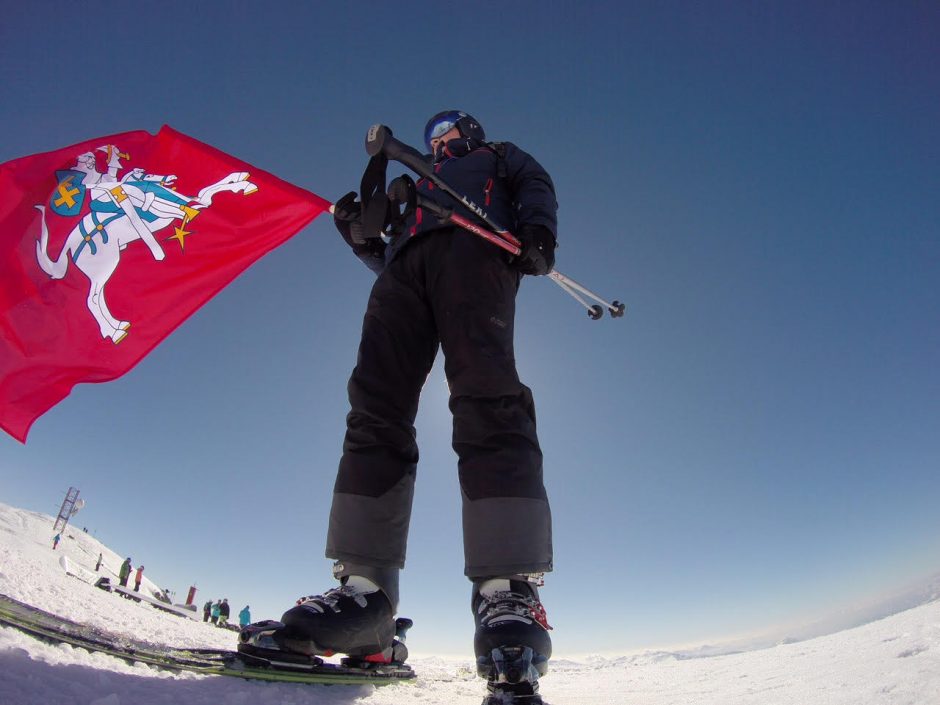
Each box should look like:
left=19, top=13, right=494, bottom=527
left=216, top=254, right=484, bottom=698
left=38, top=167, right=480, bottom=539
left=353, top=140, right=557, bottom=274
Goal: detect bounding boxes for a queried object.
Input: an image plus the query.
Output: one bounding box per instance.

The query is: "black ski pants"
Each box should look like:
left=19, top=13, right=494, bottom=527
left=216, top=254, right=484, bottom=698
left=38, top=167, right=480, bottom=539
left=325, top=228, right=553, bottom=579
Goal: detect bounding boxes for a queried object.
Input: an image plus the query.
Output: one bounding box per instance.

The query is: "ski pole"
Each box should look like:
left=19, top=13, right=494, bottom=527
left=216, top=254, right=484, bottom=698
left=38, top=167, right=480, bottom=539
left=386, top=174, right=624, bottom=320
left=402, top=187, right=521, bottom=256
left=550, top=275, right=605, bottom=319
left=367, top=125, right=626, bottom=320
left=548, top=271, right=625, bottom=318
left=415, top=190, right=621, bottom=320
left=332, top=192, right=520, bottom=255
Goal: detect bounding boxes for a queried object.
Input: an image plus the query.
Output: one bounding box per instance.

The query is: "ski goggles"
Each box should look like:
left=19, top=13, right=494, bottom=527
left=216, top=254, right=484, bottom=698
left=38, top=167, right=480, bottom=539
left=424, top=111, right=466, bottom=151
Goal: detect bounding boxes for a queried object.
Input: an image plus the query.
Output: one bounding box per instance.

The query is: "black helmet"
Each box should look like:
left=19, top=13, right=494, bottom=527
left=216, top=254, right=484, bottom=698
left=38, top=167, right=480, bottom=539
left=424, top=110, right=485, bottom=151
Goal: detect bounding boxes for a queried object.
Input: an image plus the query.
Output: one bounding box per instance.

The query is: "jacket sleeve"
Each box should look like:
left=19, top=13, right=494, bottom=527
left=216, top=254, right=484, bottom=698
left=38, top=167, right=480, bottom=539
left=502, top=143, right=558, bottom=238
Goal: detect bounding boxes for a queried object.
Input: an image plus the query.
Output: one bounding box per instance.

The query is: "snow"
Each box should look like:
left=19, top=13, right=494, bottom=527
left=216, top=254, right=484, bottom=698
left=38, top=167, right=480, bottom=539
left=1, top=500, right=939, bottom=704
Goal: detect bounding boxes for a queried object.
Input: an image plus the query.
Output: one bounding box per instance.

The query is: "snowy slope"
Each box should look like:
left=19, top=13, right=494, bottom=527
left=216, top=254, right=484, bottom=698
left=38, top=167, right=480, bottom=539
left=1, top=500, right=938, bottom=704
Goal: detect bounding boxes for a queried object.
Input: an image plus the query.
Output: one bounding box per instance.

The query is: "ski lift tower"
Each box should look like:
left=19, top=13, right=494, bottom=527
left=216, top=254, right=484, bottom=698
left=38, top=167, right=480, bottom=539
left=53, top=487, right=81, bottom=534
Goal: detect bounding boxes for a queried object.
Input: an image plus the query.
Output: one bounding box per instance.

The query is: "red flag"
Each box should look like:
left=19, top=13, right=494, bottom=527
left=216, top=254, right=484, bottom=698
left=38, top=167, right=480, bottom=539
left=0, top=125, right=330, bottom=442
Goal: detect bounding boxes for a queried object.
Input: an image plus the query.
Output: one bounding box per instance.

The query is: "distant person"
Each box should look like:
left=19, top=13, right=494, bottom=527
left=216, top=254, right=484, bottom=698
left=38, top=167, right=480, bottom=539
left=218, top=598, right=230, bottom=627
left=203, top=600, right=212, bottom=622
left=119, top=558, right=132, bottom=587
left=52, top=533, right=61, bottom=550
left=211, top=600, right=221, bottom=625
left=239, top=605, right=251, bottom=628
left=134, top=565, right=145, bottom=592
left=95, top=553, right=103, bottom=571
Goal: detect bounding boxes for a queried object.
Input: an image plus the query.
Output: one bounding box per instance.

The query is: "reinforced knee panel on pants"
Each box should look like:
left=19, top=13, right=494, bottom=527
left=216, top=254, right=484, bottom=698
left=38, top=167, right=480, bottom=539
left=453, top=384, right=544, bottom=502
left=326, top=474, right=415, bottom=569
left=462, top=493, right=553, bottom=578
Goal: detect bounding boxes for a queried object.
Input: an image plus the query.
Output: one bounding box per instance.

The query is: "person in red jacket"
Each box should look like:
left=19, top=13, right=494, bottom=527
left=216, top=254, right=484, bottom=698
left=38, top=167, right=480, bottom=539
left=134, top=565, right=144, bottom=592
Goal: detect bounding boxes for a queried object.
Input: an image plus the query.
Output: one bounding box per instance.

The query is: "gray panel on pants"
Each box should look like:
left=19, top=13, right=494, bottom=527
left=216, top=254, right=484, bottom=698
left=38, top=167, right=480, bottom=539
left=325, top=475, right=415, bottom=569
left=462, top=493, right=553, bottom=578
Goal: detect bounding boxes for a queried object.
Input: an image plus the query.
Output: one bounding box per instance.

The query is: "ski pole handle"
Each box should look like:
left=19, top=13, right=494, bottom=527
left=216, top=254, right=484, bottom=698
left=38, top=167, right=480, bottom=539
left=365, top=124, right=426, bottom=171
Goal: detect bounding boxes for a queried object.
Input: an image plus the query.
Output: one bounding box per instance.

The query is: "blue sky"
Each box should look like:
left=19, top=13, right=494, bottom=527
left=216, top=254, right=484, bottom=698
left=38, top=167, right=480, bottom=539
left=1, top=1, right=939, bottom=655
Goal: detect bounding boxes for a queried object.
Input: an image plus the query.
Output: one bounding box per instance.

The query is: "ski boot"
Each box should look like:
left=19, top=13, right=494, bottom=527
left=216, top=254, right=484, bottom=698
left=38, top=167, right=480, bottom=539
left=473, top=576, right=552, bottom=704
left=238, top=576, right=410, bottom=668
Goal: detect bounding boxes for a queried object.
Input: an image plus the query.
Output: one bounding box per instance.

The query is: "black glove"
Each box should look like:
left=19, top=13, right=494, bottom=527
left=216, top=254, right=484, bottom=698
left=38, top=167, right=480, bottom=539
left=333, top=191, right=386, bottom=264
left=513, top=224, right=556, bottom=276
left=333, top=191, right=367, bottom=246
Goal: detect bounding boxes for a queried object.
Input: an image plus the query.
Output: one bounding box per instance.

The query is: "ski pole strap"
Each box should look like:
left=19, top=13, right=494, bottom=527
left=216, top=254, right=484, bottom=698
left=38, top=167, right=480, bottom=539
left=359, top=152, right=389, bottom=243
left=488, top=141, right=508, bottom=179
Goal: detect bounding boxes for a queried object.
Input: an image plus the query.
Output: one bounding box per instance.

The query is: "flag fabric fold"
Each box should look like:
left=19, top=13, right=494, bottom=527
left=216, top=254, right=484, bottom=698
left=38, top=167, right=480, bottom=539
left=0, top=125, right=330, bottom=442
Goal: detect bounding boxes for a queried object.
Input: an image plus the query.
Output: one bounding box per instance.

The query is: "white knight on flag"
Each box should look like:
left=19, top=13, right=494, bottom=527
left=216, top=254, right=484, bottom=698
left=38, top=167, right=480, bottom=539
left=35, top=144, right=258, bottom=344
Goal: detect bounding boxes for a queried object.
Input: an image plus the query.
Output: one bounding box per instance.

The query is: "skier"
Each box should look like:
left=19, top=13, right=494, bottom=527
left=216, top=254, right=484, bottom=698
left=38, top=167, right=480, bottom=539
left=118, top=558, right=132, bottom=588
left=203, top=600, right=212, bottom=622
left=211, top=600, right=221, bottom=625
left=263, top=111, right=557, bottom=693
left=52, top=533, right=61, bottom=550
left=95, top=553, right=103, bottom=571
left=134, top=565, right=144, bottom=591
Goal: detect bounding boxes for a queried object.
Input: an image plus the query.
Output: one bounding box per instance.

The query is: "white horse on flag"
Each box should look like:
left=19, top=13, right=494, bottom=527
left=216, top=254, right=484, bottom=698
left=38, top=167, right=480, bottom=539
left=35, top=145, right=257, bottom=344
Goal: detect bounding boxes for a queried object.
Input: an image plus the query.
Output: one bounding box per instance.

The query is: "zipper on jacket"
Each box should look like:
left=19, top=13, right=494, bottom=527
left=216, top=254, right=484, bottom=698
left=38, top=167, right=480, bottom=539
left=484, top=178, right=494, bottom=207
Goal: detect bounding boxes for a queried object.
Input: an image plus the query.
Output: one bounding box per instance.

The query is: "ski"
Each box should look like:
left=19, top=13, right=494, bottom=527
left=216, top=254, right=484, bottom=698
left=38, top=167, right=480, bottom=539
left=0, top=593, right=415, bottom=685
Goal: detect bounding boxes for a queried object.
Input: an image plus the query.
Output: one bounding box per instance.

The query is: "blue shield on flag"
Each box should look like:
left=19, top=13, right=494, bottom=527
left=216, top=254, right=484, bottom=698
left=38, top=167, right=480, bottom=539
left=50, top=169, right=87, bottom=217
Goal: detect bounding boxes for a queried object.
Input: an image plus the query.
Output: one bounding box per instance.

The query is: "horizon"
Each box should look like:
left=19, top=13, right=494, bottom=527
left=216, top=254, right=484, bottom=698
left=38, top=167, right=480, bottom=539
left=3, top=496, right=939, bottom=661
left=5, top=497, right=939, bottom=659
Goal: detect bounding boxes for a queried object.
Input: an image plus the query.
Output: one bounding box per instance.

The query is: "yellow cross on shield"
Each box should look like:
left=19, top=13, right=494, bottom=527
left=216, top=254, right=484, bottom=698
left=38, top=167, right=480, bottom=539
left=50, top=170, right=87, bottom=217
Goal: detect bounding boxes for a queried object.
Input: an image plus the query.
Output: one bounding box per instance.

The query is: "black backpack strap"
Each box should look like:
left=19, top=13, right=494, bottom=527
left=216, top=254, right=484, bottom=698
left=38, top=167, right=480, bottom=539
left=488, top=141, right=508, bottom=179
